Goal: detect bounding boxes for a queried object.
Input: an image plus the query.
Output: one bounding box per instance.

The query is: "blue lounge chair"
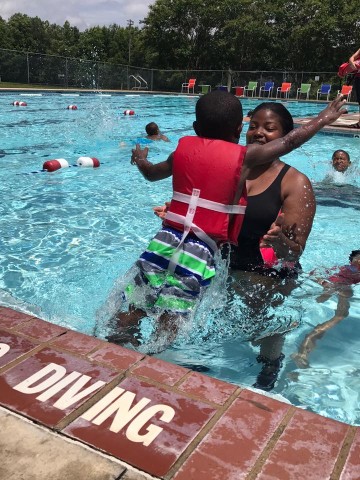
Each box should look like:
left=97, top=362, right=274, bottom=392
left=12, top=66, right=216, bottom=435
left=316, top=84, right=331, bottom=101
left=259, top=81, right=274, bottom=97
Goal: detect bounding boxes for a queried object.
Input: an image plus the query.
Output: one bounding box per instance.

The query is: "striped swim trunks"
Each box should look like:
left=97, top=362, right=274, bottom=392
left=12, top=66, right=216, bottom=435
left=126, top=226, right=216, bottom=313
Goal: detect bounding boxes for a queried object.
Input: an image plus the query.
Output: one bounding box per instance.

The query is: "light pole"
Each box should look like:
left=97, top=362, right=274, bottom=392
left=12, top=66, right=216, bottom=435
left=127, top=19, right=134, bottom=65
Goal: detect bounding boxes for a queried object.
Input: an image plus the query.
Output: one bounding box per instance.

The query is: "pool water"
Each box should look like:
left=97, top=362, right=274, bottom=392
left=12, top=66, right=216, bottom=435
left=0, top=93, right=359, bottom=425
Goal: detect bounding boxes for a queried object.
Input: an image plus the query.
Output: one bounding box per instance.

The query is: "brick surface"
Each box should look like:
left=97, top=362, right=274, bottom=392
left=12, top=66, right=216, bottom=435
left=132, top=356, right=188, bottom=386
left=0, top=307, right=36, bottom=329
left=0, top=330, right=38, bottom=368
left=0, top=347, right=119, bottom=427
left=15, top=318, right=67, bottom=341
left=89, top=343, right=144, bottom=371
left=257, top=408, right=350, bottom=479
left=178, top=371, right=238, bottom=405
left=51, top=330, right=105, bottom=355
left=173, top=389, right=290, bottom=480
left=64, top=376, right=217, bottom=477
left=340, top=429, right=360, bottom=480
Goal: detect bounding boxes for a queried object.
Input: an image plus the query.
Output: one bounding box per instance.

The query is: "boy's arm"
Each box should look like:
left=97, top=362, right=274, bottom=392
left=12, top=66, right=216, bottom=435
left=131, top=144, right=173, bottom=181
left=244, top=96, right=347, bottom=168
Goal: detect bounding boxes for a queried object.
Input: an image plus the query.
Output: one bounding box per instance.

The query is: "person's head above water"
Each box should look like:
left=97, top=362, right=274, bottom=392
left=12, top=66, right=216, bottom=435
left=145, top=122, right=160, bottom=136
left=332, top=149, right=351, bottom=172
left=349, top=250, right=360, bottom=264
left=193, top=90, right=243, bottom=143
left=246, top=102, right=294, bottom=146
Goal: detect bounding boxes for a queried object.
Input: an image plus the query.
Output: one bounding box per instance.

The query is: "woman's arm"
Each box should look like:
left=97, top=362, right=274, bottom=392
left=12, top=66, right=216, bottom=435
left=349, top=48, right=360, bottom=69
left=260, top=170, right=316, bottom=262
left=244, top=96, right=347, bottom=168
left=131, top=144, right=173, bottom=181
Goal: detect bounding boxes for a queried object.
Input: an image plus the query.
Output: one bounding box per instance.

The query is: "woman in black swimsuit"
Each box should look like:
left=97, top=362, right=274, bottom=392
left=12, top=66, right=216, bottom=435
left=348, top=48, right=360, bottom=128
left=229, top=102, right=316, bottom=390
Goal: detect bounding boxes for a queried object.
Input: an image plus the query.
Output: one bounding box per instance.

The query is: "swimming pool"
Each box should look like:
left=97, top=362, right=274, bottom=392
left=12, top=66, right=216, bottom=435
left=0, top=92, right=359, bottom=425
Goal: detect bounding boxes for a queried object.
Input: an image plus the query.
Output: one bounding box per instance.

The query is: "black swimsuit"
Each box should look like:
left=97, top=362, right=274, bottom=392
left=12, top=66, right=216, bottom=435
left=229, top=164, right=301, bottom=278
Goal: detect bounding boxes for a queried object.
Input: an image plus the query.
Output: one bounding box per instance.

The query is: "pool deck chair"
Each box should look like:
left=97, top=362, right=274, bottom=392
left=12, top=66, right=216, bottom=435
left=337, top=85, right=353, bottom=101
left=316, top=84, right=331, bottom=101
left=276, top=82, right=292, bottom=99
left=259, top=81, right=274, bottom=97
left=296, top=83, right=311, bottom=100
left=181, top=78, right=196, bottom=94
left=243, top=81, right=258, bottom=97
left=199, top=84, right=211, bottom=94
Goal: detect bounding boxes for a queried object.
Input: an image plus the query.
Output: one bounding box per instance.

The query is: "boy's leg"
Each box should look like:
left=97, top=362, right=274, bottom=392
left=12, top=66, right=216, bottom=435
left=107, top=306, right=146, bottom=346
left=116, top=305, right=147, bottom=327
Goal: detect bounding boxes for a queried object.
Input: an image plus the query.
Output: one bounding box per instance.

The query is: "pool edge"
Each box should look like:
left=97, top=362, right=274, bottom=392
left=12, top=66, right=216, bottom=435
left=0, top=307, right=359, bottom=479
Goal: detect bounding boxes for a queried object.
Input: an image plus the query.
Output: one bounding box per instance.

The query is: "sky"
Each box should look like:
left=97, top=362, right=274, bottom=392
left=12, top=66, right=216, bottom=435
left=0, top=0, right=156, bottom=30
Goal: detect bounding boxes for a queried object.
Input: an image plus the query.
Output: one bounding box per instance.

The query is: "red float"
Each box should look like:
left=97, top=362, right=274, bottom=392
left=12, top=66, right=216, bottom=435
left=43, top=159, right=69, bottom=172
left=124, top=110, right=135, bottom=115
left=12, top=101, right=27, bottom=106
left=67, top=105, right=78, bottom=110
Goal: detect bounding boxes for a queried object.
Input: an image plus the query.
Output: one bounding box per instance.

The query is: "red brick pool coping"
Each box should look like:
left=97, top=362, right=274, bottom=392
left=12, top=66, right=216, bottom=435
left=0, top=306, right=359, bottom=479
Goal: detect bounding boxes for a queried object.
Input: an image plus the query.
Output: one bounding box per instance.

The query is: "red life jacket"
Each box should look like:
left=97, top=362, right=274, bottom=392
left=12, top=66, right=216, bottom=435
left=164, top=136, right=247, bottom=250
left=338, top=60, right=360, bottom=78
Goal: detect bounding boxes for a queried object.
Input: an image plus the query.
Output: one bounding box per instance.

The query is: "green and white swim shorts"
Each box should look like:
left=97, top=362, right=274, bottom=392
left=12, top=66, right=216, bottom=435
left=126, top=226, right=216, bottom=313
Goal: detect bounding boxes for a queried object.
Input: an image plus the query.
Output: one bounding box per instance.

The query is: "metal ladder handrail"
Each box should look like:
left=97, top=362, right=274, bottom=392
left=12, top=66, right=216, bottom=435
left=129, top=74, right=141, bottom=90
left=129, top=74, right=148, bottom=90
left=136, top=74, right=148, bottom=90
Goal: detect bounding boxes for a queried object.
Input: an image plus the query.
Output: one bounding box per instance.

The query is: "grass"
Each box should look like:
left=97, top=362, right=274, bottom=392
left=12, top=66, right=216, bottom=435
left=0, top=82, right=71, bottom=89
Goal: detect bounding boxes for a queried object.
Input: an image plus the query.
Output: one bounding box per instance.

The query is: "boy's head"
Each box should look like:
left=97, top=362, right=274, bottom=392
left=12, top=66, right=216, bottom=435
left=193, top=91, right=243, bottom=143
left=146, top=122, right=159, bottom=136
left=349, top=250, right=360, bottom=265
left=332, top=150, right=351, bottom=172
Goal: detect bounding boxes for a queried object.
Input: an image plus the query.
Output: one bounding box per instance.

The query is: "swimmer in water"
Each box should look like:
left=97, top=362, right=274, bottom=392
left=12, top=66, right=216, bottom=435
left=145, top=122, right=170, bottom=142
left=331, top=149, right=351, bottom=173
left=292, top=249, right=360, bottom=368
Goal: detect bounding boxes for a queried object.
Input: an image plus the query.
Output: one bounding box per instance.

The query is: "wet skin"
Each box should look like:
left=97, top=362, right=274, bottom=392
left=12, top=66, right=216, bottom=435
left=332, top=151, right=351, bottom=172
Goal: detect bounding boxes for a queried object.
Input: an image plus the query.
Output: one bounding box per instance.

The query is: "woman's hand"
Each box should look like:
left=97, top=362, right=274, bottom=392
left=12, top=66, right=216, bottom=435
left=260, top=213, right=304, bottom=259
left=260, top=213, right=285, bottom=248
left=153, top=201, right=170, bottom=220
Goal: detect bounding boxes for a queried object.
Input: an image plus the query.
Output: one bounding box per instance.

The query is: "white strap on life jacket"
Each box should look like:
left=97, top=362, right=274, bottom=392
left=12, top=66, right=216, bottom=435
left=166, top=189, right=202, bottom=272
left=172, top=191, right=246, bottom=215
left=165, top=188, right=245, bottom=273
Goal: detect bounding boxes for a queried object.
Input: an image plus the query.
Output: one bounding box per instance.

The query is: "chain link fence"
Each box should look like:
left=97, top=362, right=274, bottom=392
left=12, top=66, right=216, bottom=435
left=0, top=48, right=346, bottom=100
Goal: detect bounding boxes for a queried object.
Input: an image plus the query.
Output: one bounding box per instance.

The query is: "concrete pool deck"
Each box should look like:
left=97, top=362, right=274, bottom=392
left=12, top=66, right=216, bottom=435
left=294, top=112, right=360, bottom=135
left=0, top=307, right=359, bottom=479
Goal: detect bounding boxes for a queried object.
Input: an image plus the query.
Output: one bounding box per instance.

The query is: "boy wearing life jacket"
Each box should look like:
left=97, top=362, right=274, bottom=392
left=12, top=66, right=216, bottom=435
left=112, top=91, right=346, bottom=347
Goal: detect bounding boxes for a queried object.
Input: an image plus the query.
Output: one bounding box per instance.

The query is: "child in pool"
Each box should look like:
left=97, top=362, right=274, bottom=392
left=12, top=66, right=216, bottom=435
left=111, top=91, right=347, bottom=347
left=145, top=122, right=170, bottom=142
left=292, top=249, right=360, bottom=368
left=331, top=149, right=351, bottom=173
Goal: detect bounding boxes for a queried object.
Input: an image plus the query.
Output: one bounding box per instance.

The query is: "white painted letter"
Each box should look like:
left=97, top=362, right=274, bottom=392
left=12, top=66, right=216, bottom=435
left=53, top=375, right=105, bottom=410
left=126, top=404, right=175, bottom=446
left=13, top=363, right=66, bottom=394
left=36, top=371, right=82, bottom=402
left=82, top=387, right=125, bottom=421
left=92, top=391, right=151, bottom=433
left=0, top=343, right=10, bottom=358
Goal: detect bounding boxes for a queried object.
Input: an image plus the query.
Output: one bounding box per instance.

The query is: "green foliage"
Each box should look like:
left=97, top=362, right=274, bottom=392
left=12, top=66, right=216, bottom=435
left=0, top=0, right=359, bottom=72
